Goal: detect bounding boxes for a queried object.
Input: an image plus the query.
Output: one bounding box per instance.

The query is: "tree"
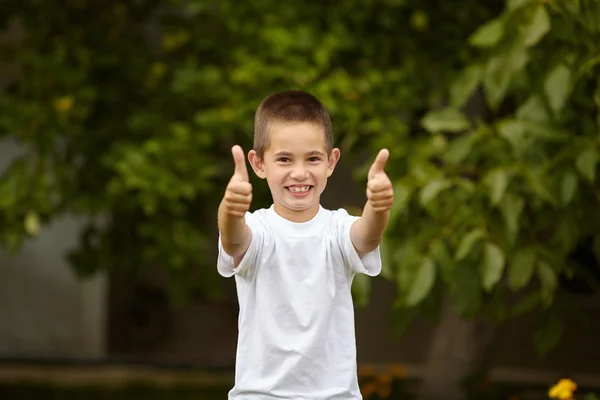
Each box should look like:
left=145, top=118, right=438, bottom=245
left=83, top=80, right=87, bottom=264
left=0, top=0, right=502, bottom=296
left=370, top=1, right=600, bottom=398
left=1, top=0, right=598, bottom=398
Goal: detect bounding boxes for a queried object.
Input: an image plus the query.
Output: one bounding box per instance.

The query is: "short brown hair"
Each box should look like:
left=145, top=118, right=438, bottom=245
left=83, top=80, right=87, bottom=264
left=253, top=90, right=333, bottom=159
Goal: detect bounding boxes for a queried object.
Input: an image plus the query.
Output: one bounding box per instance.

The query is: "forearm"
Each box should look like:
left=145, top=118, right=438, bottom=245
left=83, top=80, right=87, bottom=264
left=350, top=202, right=389, bottom=255
left=218, top=201, right=251, bottom=258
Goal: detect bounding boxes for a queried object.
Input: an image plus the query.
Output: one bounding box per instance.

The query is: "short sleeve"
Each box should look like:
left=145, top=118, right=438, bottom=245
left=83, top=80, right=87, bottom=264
left=217, top=212, right=264, bottom=278
left=334, top=209, right=382, bottom=277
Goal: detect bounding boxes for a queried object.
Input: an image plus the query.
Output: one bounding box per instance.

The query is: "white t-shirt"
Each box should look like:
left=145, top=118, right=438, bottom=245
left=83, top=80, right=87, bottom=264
left=217, top=205, right=381, bottom=400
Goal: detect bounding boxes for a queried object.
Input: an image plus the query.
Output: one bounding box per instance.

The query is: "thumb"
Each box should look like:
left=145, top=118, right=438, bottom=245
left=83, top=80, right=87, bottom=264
left=368, top=149, right=389, bottom=179
left=231, top=145, right=249, bottom=182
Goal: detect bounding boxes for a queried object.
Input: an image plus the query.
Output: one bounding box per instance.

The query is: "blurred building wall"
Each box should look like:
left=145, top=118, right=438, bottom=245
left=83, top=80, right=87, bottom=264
left=0, top=138, right=107, bottom=359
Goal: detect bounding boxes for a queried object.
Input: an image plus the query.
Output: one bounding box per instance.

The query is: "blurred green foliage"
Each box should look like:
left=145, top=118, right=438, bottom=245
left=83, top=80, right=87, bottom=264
left=376, top=0, right=600, bottom=355
left=0, top=0, right=599, bottom=353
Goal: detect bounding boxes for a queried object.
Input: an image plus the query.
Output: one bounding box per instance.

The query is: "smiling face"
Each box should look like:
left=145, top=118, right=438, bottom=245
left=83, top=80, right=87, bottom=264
left=248, top=122, right=340, bottom=222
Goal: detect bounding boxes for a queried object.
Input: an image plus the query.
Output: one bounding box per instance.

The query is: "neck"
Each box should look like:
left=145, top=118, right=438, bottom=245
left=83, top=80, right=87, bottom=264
left=273, top=203, right=320, bottom=223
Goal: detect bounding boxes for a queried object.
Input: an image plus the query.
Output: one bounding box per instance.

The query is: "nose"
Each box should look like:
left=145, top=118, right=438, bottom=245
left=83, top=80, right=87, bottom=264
left=289, top=163, right=308, bottom=180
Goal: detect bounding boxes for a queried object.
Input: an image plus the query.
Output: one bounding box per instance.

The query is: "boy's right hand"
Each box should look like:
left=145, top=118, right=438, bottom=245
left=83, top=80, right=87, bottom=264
left=222, top=145, right=252, bottom=218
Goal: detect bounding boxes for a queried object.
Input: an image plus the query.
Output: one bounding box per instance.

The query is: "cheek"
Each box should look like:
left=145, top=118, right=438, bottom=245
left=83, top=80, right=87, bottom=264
left=314, top=166, right=330, bottom=182
left=266, top=168, right=286, bottom=183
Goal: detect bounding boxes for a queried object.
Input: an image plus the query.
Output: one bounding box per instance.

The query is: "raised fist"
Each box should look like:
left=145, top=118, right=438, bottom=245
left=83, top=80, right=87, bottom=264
left=366, top=149, right=394, bottom=213
left=222, top=145, right=253, bottom=218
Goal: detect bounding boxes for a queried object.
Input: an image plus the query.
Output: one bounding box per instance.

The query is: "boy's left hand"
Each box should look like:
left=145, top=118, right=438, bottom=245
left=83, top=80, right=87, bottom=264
left=366, top=149, right=394, bottom=213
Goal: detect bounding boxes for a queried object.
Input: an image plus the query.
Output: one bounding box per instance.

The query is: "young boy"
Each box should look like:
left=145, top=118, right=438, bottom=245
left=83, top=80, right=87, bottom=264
left=217, top=90, right=394, bottom=399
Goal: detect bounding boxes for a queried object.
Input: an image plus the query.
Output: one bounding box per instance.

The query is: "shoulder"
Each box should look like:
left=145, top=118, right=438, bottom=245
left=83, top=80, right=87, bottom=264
left=243, top=208, right=272, bottom=230
left=244, top=207, right=296, bottom=235
left=323, top=207, right=359, bottom=221
left=318, top=207, right=360, bottom=233
left=248, top=207, right=270, bottom=219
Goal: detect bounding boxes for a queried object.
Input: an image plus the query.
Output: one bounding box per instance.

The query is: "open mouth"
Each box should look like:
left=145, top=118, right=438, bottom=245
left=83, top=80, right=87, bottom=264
left=285, top=185, right=313, bottom=196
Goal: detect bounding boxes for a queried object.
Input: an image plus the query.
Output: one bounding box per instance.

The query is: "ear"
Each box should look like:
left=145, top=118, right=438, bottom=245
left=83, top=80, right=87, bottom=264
left=248, top=150, right=266, bottom=179
left=327, top=148, right=341, bottom=177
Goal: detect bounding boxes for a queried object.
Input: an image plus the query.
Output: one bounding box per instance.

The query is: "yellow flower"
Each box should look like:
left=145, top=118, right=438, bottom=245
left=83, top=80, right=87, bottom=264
left=361, top=381, right=377, bottom=397
left=549, top=379, right=577, bottom=400
left=389, top=363, right=407, bottom=379
left=54, top=96, right=74, bottom=114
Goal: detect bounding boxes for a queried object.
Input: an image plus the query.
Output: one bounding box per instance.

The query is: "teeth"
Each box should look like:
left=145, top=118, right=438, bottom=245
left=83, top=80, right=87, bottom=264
left=288, top=186, right=310, bottom=193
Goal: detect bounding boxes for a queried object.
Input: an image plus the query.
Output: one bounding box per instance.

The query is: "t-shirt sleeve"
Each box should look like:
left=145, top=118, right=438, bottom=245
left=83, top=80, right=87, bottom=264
left=217, top=212, right=264, bottom=278
left=335, top=209, right=382, bottom=277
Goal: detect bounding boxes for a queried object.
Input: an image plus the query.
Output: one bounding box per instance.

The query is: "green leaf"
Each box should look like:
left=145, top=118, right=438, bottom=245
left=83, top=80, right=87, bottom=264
left=555, top=216, right=578, bottom=254
left=352, top=273, right=371, bottom=308
left=421, top=108, right=471, bottom=134
left=484, top=168, right=509, bottom=206
left=537, top=261, right=557, bottom=307
left=500, top=193, right=524, bottom=243
left=449, top=266, right=482, bottom=317
left=484, top=48, right=529, bottom=110
left=443, top=132, right=478, bottom=165
left=456, top=178, right=476, bottom=194
left=544, top=64, right=571, bottom=116
left=510, top=291, right=540, bottom=317
left=0, top=231, right=24, bottom=253
left=430, top=241, right=455, bottom=284
left=405, top=257, right=436, bottom=306
left=450, top=64, right=483, bottom=107
left=389, top=180, right=413, bottom=223
left=524, top=170, right=558, bottom=206
left=497, top=119, right=528, bottom=155
left=516, top=95, right=550, bottom=122
left=469, top=18, right=504, bottom=48
left=507, top=0, right=534, bottom=11
left=395, top=241, right=421, bottom=291
left=481, top=242, right=505, bottom=292
left=560, top=170, right=578, bottom=206
left=519, top=121, right=569, bottom=142
left=455, top=228, right=485, bottom=261
left=379, top=235, right=395, bottom=281
left=508, top=247, right=536, bottom=291
left=409, top=161, right=442, bottom=183
left=24, top=211, right=41, bottom=236
left=534, top=311, right=563, bottom=355
left=522, top=5, right=551, bottom=47
left=575, top=148, right=598, bottom=183
left=419, top=179, right=452, bottom=207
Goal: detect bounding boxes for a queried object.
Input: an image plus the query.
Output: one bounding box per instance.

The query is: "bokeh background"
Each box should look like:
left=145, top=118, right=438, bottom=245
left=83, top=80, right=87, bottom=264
left=1, top=0, right=599, bottom=399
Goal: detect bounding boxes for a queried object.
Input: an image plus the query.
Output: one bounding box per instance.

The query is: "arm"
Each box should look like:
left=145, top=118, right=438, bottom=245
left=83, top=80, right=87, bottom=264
left=350, top=149, right=394, bottom=257
left=218, top=201, right=252, bottom=263
left=350, top=203, right=389, bottom=256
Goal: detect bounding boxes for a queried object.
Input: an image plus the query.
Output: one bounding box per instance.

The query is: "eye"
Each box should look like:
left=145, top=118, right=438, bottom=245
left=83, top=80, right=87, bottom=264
left=307, top=156, right=321, bottom=162
left=277, top=157, right=291, bottom=163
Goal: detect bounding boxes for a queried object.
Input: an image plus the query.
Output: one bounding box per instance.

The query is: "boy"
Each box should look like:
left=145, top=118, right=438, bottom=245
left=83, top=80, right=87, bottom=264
left=217, top=90, right=394, bottom=399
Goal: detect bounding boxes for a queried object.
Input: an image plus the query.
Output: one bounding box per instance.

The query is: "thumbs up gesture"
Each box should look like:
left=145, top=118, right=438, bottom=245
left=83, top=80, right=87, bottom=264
left=366, top=149, right=394, bottom=213
left=222, top=145, right=253, bottom=218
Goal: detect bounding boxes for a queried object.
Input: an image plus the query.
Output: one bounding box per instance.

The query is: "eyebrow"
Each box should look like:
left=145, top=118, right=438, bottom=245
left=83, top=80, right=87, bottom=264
left=273, top=151, right=326, bottom=157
